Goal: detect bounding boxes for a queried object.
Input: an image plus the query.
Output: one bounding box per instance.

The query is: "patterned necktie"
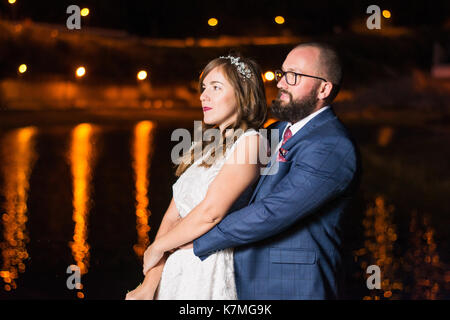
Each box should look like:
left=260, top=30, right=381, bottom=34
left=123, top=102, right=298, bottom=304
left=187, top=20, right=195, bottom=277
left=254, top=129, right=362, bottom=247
left=276, top=126, right=292, bottom=162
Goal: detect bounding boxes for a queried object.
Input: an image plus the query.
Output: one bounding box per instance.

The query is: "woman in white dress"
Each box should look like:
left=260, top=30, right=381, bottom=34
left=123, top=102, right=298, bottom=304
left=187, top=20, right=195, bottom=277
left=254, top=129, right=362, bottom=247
left=125, top=55, right=268, bottom=300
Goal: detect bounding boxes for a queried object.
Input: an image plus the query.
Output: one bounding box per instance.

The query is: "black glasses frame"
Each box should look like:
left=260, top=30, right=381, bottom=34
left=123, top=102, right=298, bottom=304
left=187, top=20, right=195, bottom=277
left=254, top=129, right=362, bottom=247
left=275, top=70, right=328, bottom=85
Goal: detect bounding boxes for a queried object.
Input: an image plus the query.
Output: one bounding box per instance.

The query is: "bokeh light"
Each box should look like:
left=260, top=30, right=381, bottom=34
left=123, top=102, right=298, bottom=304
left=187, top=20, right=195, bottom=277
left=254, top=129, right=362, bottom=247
left=137, top=70, right=147, bottom=81
left=208, top=18, right=218, bottom=27
left=264, top=71, right=275, bottom=81
left=18, top=64, right=27, bottom=74
left=274, top=16, right=285, bottom=25
left=132, top=121, right=156, bottom=257
left=68, top=123, right=97, bottom=278
left=80, top=8, right=90, bottom=17
left=0, top=127, right=37, bottom=292
left=76, top=66, right=86, bottom=78
left=383, top=10, right=391, bottom=19
left=8, top=0, right=17, bottom=5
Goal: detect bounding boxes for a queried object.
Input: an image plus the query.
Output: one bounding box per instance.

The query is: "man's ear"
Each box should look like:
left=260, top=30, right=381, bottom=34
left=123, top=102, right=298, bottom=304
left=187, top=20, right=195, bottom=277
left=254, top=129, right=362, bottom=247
left=317, top=82, right=333, bottom=101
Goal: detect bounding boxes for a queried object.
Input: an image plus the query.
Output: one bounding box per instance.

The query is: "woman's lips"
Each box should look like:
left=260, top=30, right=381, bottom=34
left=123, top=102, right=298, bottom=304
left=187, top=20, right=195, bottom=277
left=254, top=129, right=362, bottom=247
left=202, top=107, right=212, bottom=111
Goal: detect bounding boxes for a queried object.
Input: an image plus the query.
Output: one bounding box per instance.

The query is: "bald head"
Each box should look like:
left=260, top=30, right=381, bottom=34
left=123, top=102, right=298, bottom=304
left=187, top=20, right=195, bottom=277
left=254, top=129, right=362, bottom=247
left=293, top=42, right=342, bottom=102
left=285, top=46, right=322, bottom=77
left=293, top=43, right=342, bottom=85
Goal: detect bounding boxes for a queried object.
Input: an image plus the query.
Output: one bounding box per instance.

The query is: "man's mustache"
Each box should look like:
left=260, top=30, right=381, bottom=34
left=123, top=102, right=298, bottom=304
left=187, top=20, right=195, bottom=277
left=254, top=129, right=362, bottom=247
left=272, top=89, right=292, bottom=105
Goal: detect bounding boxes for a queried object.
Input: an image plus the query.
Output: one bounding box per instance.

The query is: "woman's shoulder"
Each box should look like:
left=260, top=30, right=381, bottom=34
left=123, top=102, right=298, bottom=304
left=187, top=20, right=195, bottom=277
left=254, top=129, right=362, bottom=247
left=238, top=128, right=260, bottom=139
left=241, top=128, right=268, bottom=146
left=224, top=128, right=268, bottom=165
left=227, top=129, right=261, bottom=149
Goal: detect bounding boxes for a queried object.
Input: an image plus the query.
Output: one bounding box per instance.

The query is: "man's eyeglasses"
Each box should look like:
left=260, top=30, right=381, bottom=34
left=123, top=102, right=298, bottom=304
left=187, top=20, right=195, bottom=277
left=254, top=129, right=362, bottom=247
left=275, top=70, right=328, bottom=86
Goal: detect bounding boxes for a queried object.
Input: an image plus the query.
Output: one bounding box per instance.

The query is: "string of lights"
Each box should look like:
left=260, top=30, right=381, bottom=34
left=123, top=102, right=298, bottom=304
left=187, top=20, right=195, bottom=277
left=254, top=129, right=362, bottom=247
left=8, top=2, right=285, bottom=82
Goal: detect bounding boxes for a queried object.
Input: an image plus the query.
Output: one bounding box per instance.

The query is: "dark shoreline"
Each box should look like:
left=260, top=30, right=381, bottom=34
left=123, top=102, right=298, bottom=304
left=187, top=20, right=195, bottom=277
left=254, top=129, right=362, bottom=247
left=0, top=108, right=204, bottom=129
left=1, top=107, right=449, bottom=130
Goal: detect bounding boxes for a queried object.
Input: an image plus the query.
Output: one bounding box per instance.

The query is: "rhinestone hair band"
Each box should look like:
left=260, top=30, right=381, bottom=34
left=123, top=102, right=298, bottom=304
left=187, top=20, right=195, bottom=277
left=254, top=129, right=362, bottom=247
left=220, top=55, right=252, bottom=79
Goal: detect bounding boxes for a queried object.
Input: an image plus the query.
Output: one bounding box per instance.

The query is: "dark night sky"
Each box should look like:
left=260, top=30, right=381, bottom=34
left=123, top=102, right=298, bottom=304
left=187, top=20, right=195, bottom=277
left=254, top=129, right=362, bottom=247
left=0, top=0, right=449, bottom=37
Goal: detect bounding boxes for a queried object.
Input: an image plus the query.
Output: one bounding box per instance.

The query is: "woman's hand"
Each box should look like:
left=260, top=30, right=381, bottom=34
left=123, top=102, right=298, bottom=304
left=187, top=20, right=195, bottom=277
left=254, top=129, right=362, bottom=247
left=125, top=283, right=155, bottom=300
left=143, top=243, right=164, bottom=275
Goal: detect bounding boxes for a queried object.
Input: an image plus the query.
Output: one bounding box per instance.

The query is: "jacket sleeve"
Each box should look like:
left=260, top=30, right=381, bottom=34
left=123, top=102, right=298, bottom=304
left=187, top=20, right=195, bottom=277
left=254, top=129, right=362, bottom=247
left=193, top=135, right=356, bottom=260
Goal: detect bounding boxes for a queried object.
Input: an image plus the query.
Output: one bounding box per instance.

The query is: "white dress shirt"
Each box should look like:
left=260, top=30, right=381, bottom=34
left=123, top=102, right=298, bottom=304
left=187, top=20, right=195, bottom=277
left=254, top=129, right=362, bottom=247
left=274, top=105, right=330, bottom=158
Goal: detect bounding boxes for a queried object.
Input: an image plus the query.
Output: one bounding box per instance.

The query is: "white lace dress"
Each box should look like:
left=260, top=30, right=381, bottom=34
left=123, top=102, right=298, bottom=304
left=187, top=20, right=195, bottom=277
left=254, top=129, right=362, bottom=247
left=154, top=130, right=261, bottom=300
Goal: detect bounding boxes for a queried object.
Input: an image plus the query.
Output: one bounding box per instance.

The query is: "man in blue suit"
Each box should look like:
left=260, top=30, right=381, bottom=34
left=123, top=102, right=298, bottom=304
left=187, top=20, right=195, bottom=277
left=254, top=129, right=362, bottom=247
left=193, top=42, right=360, bottom=299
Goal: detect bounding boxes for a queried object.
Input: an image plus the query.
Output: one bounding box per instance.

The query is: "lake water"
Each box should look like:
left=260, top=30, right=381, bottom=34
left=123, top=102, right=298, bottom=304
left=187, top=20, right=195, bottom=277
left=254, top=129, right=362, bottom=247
left=0, top=116, right=448, bottom=299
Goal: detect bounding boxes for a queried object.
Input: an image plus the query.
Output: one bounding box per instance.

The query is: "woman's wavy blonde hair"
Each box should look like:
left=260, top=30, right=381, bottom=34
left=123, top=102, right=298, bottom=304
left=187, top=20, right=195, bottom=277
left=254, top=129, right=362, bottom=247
left=175, top=55, right=267, bottom=177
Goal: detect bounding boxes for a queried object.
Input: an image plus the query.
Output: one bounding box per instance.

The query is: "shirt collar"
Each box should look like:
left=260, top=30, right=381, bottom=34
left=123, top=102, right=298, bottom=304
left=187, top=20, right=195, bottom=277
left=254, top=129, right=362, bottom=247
left=286, top=105, right=330, bottom=136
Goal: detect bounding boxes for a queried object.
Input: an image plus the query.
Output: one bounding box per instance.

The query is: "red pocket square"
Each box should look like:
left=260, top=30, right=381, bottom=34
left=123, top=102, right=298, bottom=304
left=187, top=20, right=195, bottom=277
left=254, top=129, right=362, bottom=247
left=277, top=148, right=288, bottom=162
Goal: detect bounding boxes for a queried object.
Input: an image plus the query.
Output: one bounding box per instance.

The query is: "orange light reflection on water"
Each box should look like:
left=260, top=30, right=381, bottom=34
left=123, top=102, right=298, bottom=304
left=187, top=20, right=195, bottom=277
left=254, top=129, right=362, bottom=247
left=68, top=123, right=98, bottom=298
left=132, top=121, right=156, bottom=257
left=355, top=195, right=447, bottom=299
left=356, top=195, right=402, bottom=299
left=404, top=212, right=446, bottom=299
left=0, top=127, right=38, bottom=291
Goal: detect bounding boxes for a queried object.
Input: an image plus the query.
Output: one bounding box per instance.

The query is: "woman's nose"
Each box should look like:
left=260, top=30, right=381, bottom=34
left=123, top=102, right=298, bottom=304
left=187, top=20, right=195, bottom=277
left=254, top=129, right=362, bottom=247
left=200, top=91, right=209, bottom=102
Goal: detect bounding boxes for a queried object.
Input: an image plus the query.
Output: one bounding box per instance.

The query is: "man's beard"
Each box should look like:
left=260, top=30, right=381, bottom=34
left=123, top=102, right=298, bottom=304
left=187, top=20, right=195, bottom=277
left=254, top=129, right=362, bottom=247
left=270, top=86, right=320, bottom=123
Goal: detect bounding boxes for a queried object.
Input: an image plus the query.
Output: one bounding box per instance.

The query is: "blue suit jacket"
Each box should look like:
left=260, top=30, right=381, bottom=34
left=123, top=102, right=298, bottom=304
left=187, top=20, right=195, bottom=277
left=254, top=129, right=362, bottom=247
left=193, top=107, right=359, bottom=300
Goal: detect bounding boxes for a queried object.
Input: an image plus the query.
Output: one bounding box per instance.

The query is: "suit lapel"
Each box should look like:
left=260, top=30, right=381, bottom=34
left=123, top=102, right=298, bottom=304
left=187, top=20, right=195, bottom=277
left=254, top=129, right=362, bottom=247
left=249, top=108, right=337, bottom=203
left=249, top=121, right=288, bottom=202
left=280, top=107, right=336, bottom=154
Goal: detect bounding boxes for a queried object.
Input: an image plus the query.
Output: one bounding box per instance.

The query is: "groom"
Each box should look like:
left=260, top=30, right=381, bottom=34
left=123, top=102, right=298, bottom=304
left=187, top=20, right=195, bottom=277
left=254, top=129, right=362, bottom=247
left=193, top=42, right=360, bottom=299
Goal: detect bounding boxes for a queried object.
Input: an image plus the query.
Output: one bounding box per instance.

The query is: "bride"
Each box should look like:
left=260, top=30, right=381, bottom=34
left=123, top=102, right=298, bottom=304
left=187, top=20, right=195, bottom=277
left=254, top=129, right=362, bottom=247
left=125, top=54, right=268, bottom=300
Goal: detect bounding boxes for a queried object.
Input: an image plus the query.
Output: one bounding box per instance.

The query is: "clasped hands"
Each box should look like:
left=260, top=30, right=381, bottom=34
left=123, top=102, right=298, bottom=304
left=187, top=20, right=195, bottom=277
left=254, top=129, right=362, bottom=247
left=142, top=241, right=193, bottom=275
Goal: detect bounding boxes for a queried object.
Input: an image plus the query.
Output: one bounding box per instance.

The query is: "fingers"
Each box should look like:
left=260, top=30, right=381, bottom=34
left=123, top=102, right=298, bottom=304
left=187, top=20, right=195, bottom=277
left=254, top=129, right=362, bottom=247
left=143, top=255, right=154, bottom=275
left=142, top=251, right=149, bottom=275
left=143, top=264, right=148, bottom=275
